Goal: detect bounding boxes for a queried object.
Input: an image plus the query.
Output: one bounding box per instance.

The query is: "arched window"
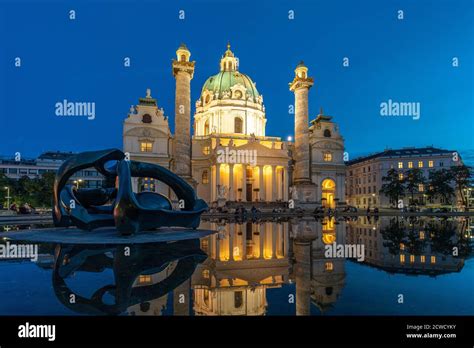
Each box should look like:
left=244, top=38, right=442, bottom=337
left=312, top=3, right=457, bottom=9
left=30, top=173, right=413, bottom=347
left=204, top=120, right=210, bottom=135
left=302, top=72, right=306, bottom=78
left=234, top=117, right=243, bottom=133
left=180, top=54, right=186, bottom=62
left=323, top=129, right=331, bottom=137
left=234, top=291, right=243, bottom=308
left=202, top=170, right=209, bottom=184
left=205, top=94, right=210, bottom=104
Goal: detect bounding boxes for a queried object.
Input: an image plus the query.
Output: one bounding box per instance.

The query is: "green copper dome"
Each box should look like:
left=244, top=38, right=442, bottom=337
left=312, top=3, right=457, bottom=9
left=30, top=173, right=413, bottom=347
left=201, top=71, right=260, bottom=101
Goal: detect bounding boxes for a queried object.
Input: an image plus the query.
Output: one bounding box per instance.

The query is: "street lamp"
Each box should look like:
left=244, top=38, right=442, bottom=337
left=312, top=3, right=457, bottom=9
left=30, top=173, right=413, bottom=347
left=4, top=186, right=11, bottom=210
left=73, top=179, right=83, bottom=189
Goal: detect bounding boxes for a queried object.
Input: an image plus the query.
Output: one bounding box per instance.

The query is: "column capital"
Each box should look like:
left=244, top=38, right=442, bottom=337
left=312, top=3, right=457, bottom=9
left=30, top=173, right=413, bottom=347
left=289, top=76, right=314, bottom=92
left=172, top=60, right=195, bottom=79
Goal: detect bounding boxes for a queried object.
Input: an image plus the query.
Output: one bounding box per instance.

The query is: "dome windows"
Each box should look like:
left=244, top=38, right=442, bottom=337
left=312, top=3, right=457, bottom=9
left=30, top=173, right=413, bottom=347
left=324, top=129, right=332, bottom=137
left=234, top=117, right=243, bottom=134
left=234, top=90, right=242, bottom=99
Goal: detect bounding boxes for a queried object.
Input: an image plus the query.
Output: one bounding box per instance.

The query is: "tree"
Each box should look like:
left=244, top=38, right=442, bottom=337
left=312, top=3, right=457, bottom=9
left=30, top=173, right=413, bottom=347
left=36, top=172, right=55, bottom=207
left=403, top=168, right=425, bottom=205
left=449, top=164, right=472, bottom=207
left=380, top=168, right=405, bottom=207
left=427, top=169, right=454, bottom=204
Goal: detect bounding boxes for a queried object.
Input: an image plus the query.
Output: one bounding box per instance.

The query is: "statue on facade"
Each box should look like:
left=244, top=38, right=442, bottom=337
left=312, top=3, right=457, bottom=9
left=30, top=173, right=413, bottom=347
left=290, top=186, right=299, bottom=201
left=217, top=185, right=228, bottom=200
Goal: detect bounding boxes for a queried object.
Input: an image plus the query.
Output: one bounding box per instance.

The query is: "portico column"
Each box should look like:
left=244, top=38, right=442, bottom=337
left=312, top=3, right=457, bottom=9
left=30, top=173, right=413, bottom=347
left=241, top=225, right=247, bottom=260
left=272, top=222, right=277, bottom=259
left=215, top=163, right=221, bottom=201
left=229, top=225, right=234, bottom=261
left=259, top=166, right=266, bottom=201
left=216, top=234, right=220, bottom=261
left=229, top=164, right=234, bottom=201
left=260, top=224, right=265, bottom=259
left=241, top=165, right=247, bottom=202
left=283, top=167, right=289, bottom=201
left=271, top=165, right=277, bottom=201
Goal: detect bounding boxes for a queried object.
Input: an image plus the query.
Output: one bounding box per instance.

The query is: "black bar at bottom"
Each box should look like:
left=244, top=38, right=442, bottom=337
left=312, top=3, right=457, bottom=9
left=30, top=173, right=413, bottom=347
left=0, top=316, right=472, bottom=346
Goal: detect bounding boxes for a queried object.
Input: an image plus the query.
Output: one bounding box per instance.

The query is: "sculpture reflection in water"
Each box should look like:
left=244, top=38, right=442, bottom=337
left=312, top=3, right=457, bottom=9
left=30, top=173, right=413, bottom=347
left=52, top=240, right=207, bottom=315
left=41, top=216, right=471, bottom=315
left=53, top=149, right=208, bottom=235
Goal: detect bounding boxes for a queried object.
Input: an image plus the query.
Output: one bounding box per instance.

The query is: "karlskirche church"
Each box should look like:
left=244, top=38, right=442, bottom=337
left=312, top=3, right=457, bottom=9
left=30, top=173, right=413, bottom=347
left=123, top=43, right=345, bottom=208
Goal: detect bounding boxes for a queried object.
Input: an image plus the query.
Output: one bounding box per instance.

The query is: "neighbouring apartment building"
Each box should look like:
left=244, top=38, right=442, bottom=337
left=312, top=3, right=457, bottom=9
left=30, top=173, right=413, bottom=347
left=345, top=147, right=462, bottom=209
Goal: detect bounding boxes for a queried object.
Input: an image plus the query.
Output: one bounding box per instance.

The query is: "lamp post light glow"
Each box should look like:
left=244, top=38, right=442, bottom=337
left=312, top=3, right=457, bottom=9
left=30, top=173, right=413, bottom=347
left=4, top=186, right=11, bottom=210
left=287, top=136, right=293, bottom=142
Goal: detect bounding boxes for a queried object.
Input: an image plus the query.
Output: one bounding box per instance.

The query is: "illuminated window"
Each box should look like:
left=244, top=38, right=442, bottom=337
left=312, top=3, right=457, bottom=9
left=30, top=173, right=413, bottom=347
left=430, top=256, right=436, bottom=264
left=410, top=255, right=415, bottom=263
left=138, top=275, right=152, bottom=284
left=418, top=161, right=423, bottom=168
left=204, top=120, right=210, bottom=135
left=400, top=243, right=405, bottom=251
left=323, top=152, right=333, bottom=162
left=419, top=231, right=425, bottom=240
left=421, top=255, right=426, bottom=263
left=408, top=162, right=413, bottom=168
left=399, top=173, right=404, bottom=180
left=202, top=270, right=210, bottom=279
left=418, top=184, right=424, bottom=192
left=202, top=146, right=211, bottom=155
left=325, top=262, right=334, bottom=272
left=400, top=254, right=405, bottom=264
left=398, top=162, right=403, bottom=169
left=202, top=170, right=209, bottom=184
left=140, top=177, right=155, bottom=192
left=428, top=160, right=434, bottom=168
left=140, top=141, right=153, bottom=152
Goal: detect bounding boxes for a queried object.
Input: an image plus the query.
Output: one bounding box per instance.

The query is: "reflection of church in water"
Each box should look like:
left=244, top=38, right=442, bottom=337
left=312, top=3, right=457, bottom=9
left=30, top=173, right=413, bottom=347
left=123, top=43, right=345, bottom=207
left=190, top=217, right=347, bottom=315
left=37, top=217, right=470, bottom=316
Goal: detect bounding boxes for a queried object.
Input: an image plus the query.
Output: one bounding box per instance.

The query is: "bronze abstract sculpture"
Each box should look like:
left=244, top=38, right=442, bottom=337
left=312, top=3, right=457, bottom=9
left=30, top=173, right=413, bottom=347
left=53, top=149, right=208, bottom=235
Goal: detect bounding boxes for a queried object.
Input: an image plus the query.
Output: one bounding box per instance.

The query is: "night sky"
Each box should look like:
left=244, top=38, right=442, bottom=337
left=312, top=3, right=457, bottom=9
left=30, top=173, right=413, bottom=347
left=1, top=0, right=473, bottom=163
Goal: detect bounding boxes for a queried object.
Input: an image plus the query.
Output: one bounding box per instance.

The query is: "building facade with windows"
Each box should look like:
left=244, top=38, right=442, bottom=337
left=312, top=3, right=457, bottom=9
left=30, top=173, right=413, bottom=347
left=0, top=151, right=104, bottom=188
left=122, top=43, right=346, bottom=206
left=345, top=147, right=461, bottom=209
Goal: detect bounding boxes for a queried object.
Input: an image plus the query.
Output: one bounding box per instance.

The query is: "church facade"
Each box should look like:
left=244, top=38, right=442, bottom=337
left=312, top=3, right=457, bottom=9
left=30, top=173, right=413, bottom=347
left=123, top=44, right=345, bottom=207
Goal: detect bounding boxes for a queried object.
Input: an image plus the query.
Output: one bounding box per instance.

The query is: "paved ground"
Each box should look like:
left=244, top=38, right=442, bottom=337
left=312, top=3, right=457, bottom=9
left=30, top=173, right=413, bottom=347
left=2, top=227, right=215, bottom=244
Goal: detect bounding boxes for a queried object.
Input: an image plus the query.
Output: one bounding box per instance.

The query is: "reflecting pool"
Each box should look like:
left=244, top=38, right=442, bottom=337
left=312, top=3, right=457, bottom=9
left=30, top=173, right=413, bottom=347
left=0, top=215, right=473, bottom=316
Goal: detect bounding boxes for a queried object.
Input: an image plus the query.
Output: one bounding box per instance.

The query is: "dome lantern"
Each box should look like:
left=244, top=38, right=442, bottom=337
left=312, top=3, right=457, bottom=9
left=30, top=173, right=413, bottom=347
left=220, top=42, right=238, bottom=72
left=176, top=43, right=191, bottom=62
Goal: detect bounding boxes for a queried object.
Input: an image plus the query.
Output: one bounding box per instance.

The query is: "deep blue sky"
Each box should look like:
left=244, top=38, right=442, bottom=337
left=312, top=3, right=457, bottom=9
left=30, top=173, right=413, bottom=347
left=1, top=0, right=473, bottom=162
